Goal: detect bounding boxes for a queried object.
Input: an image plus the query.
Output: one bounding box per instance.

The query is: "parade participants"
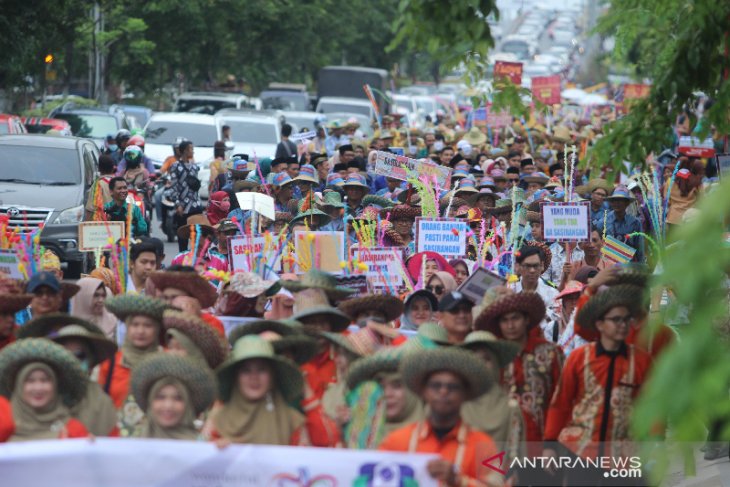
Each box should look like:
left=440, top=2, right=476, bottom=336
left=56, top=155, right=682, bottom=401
left=70, top=277, right=117, bottom=338
left=512, top=243, right=558, bottom=311
left=343, top=173, right=370, bottom=218
left=569, top=228, right=613, bottom=281
left=546, top=281, right=588, bottom=356
left=130, top=354, right=216, bottom=440
left=104, top=177, right=148, bottom=238
left=580, top=178, right=613, bottom=228
left=449, top=259, right=471, bottom=286
left=16, top=271, right=79, bottom=325
left=468, top=188, right=498, bottom=213
left=99, top=295, right=167, bottom=410
left=312, top=154, right=330, bottom=191
left=338, top=293, right=405, bottom=326
left=319, top=192, right=346, bottom=232
left=545, top=240, right=584, bottom=291
left=400, top=289, right=438, bottom=330
left=0, top=278, right=32, bottom=350
left=211, top=335, right=340, bottom=446
left=84, top=154, right=116, bottom=221
left=375, top=177, right=403, bottom=200
left=0, top=339, right=89, bottom=441
left=127, top=241, right=158, bottom=295
left=437, top=291, right=475, bottom=345
left=545, top=286, right=652, bottom=474
left=459, top=331, right=526, bottom=462
left=228, top=319, right=318, bottom=366
left=427, top=271, right=458, bottom=302
left=406, top=251, right=456, bottom=285
left=289, top=201, right=332, bottom=231
left=171, top=220, right=228, bottom=273
left=148, top=267, right=218, bottom=310
left=206, top=191, right=230, bottom=226
left=382, top=204, right=420, bottom=250
left=162, top=310, right=228, bottom=370
left=665, top=156, right=704, bottom=228
left=271, top=172, right=295, bottom=212
left=168, top=140, right=202, bottom=252
left=474, top=292, right=562, bottom=452
left=596, top=186, right=644, bottom=262
left=380, top=347, right=499, bottom=487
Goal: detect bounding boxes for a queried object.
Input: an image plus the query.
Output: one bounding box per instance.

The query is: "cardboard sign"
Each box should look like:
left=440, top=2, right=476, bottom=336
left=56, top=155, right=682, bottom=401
left=415, top=217, right=468, bottom=257
left=294, top=231, right=345, bottom=274
left=236, top=192, right=275, bottom=220
left=351, top=246, right=405, bottom=292
left=532, top=75, right=562, bottom=104
left=289, top=130, right=317, bottom=143
left=541, top=202, right=591, bottom=242
left=457, top=266, right=506, bottom=303
left=494, top=61, right=523, bottom=85
left=0, top=250, right=23, bottom=279
left=602, top=235, right=636, bottom=264
left=78, top=221, right=125, bottom=251
left=677, top=136, right=716, bottom=158
left=374, top=151, right=452, bottom=189
left=623, top=83, right=651, bottom=100
left=716, top=153, right=730, bottom=180
left=228, top=235, right=282, bottom=275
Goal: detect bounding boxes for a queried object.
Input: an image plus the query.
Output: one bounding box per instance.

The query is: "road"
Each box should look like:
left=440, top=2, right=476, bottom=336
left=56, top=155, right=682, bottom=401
left=149, top=216, right=184, bottom=267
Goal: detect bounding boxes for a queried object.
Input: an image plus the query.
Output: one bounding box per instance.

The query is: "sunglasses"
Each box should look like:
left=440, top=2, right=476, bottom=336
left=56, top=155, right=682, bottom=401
left=426, top=285, right=444, bottom=295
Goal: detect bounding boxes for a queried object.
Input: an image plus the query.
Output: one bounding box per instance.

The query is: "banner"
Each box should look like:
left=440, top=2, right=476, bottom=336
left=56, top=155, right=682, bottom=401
left=541, top=202, right=590, bottom=242
left=531, top=75, right=562, bottom=104
left=677, top=136, right=716, bottom=158
left=0, top=249, right=23, bottom=279
left=374, top=151, right=452, bottom=189
left=494, top=61, right=523, bottom=85
left=623, top=83, right=651, bottom=100
left=0, top=438, right=439, bottom=487
left=228, top=235, right=282, bottom=275
left=294, top=231, right=345, bottom=274
left=415, top=217, right=468, bottom=257
left=351, top=246, right=406, bottom=292
left=78, top=221, right=125, bottom=251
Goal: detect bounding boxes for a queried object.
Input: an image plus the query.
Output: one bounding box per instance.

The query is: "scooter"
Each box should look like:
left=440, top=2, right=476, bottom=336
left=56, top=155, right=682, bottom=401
left=155, top=175, right=176, bottom=243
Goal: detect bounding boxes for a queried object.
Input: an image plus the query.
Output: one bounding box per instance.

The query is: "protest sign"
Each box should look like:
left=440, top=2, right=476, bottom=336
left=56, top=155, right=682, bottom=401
left=228, top=234, right=282, bottom=275
left=623, top=83, right=651, bottom=100
left=540, top=202, right=590, bottom=242
left=289, top=130, right=317, bottom=143
left=602, top=235, right=637, bottom=264
left=294, top=231, right=345, bottom=274
left=532, top=75, right=562, bottom=104
left=78, top=221, right=125, bottom=251
left=717, top=153, right=730, bottom=180
left=457, top=266, right=506, bottom=303
left=374, top=151, right=452, bottom=189
left=0, top=250, right=23, bottom=279
left=235, top=192, right=275, bottom=220
left=677, top=136, right=716, bottom=159
left=0, top=439, right=439, bottom=487
left=351, top=246, right=406, bottom=292
left=415, top=217, right=468, bottom=257
left=486, top=106, right=512, bottom=129
left=494, top=60, right=523, bottom=85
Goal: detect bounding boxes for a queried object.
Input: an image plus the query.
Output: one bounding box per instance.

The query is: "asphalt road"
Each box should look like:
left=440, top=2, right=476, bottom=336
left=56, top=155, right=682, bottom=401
left=149, top=215, right=183, bottom=267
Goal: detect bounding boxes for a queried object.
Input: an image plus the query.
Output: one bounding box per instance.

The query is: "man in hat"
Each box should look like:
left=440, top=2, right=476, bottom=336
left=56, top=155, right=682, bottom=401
left=312, top=154, right=330, bottom=192
left=596, top=186, right=644, bottom=263
left=15, top=271, right=74, bottom=325
left=104, top=177, right=148, bottom=238
left=319, top=191, right=346, bottom=232
left=220, top=156, right=254, bottom=192
left=379, top=347, right=499, bottom=486
left=128, top=240, right=159, bottom=294
left=437, top=291, right=476, bottom=345
left=212, top=219, right=238, bottom=261
left=271, top=172, right=295, bottom=212
left=584, top=179, right=612, bottom=228
left=375, top=176, right=404, bottom=200
left=343, top=173, right=370, bottom=218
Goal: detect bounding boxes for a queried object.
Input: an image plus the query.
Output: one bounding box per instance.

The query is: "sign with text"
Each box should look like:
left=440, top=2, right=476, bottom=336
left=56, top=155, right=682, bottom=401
left=78, top=221, right=125, bottom=251
left=228, top=235, right=282, bottom=275
left=0, top=250, right=23, bottom=279
left=0, top=439, right=439, bottom=487
left=235, top=192, right=275, bottom=220
left=289, top=130, right=317, bottom=143
left=294, top=231, right=345, bottom=274
left=532, top=75, right=562, bottom=104
left=623, top=83, right=651, bottom=100
left=351, top=246, right=406, bottom=292
left=374, top=151, right=452, bottom=189
left=540, top=202, right=590, bottom=242
left=494, top=60, right=523, bottom=85
left=415, top=217, right=469, bottom=257
left=677, top=136, right=716, bottom=159
left=457, top=266, right=506, bottom=303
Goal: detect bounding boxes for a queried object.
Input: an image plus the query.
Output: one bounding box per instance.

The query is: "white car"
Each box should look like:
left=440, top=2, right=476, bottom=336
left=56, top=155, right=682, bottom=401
left=218, top=112, right=281, bottom=161
left=316, top=97, right=374, bottom=120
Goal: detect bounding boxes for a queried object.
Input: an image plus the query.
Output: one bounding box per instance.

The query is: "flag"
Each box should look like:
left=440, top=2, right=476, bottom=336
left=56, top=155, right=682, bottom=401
left=601, top=235, right=636, bottom=264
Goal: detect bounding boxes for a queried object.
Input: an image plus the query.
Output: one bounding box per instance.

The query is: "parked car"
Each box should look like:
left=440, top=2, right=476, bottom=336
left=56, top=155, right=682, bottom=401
left=0, top=114, right=27, bottom=135
left=0, top=134, right=100, bottom=278
left=217, top=112, right=281, bottom=160
left=317, top=66, right=389, bottom=115
left=119, top=105, right=154, bottom=129
left=281, top=111, right=327, bottom=133
left=21, top=117, right=71, bottom=135
left=260, top=84, right=311, bottom=111
left=316, top=97, right=374, bottom=120
left=143, top=112, right=223, bottom=168
left=173, top=92, right=257, bottom=115
left=50, top=104, right=131, bottom=147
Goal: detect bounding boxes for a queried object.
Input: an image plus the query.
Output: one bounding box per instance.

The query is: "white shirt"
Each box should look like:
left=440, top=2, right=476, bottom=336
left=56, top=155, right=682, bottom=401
left=511, top=278, right=559, bottom=330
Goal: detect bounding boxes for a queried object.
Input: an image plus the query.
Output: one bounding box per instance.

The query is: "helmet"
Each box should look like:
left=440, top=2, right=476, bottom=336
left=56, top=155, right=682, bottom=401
left=128, top=134, right=145, bottom=148
left=116, top=129, right=132, bottom=146
left=124, top=145, right=143, bottom=165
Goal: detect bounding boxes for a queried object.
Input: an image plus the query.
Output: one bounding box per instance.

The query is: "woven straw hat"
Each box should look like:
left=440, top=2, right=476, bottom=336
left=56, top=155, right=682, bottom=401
left=49, top=324, right=118, bottom=367
left=416, top=322, right=450, bottom=346
left=363, top=195, right=395, bottom=209
left=227, top=272, right=279, bottom=299
left=163, top=310, right=228, bottom=369
left=216, top=335, right=303, bottom=403
left=0, top=278, right=32, bottom=314
left=458, top=331, right=520, bottom=368
left=337, top=294, right=404, bottom=323
left=227, top=319, right=318, bottom=365
left=131, top=353, right=217, bottom=415
left=473, top=292, right=546, bottom=337
left=575, top=284, right=644, bottom=333
left=281, top=269, right=356, bottom=301
left=0, top=338, right=87, bottom=407
left=104, top=294, right=168, bottom=323
left=380, top=204, right=421, bottom=220
left=176, top=223, right=215, bottom=242
left=148, top=271, right=218, bottom=308
left=519, top=240, right=553, bottom=273
left=18, top=313, right=105, bottom=340
left=400, top=347, right=492, bottom=400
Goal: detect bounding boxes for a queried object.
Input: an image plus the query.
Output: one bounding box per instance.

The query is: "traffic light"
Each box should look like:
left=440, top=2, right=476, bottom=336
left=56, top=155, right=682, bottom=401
left=44, top=54, right=54, bottom=64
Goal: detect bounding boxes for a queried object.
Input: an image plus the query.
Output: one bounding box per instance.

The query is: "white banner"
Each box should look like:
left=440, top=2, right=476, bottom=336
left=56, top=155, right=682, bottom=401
left=415, top=217, right=468, bottom=257
left=0, top=438, right=438, bottom=487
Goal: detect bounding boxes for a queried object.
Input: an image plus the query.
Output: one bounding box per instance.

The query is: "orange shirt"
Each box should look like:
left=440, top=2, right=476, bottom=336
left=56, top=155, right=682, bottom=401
left=380, top=420, right=497, bottom=487
left=301, top=345, right=337, bottom=401
left=97, top=350, right=131, bottom=408
left=160, top=155, right=177, bottom=174
left=0, top=396, right=14, bottom=442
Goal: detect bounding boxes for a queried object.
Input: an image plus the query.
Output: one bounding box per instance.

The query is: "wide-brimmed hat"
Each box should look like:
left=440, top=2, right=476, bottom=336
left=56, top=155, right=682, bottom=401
left=462, top=127, right=487, bottom=146
left=363, top=195, right=395, bottom=209
left=271, top=172, right=294, bottom=188
left=163, top=310, right=228, bottom=369
left=228, top=319, right=318, bottom=365
left=131, top=353, right=217, bottom=415
left=416, top=322, right=451, bottom=346
left=290, top=208, right=331, bottom=227
left=526, top=210, right=541, bottom=224
left=338, top=294, right=404, bottom=323
left=149, top=271, right=218, bottom=308
left=519, top=240, right=553, bottom=273
left=321, top=191, right=345, bottom=209
left=18, top=312, right=108, bottom=340
left=396, top=188, right=421, bottom=206
left=233, top=179, right=260, bottom=192
left=290, top=305, right=351, bottom=333
left=227, top=271, right=279, bottom=299
left=215, top=219, right=239, bottom=233
left=550, top=125, right=572, bottom=143
left=458, top=331, right=520, bottom=368
left=454, top=178, right=479, bottom=197
left=556, top=280, right=585, bottom=300
left=611, top=267, right=650, bottom=289
left=0, top=338, right=87, bottom=407
left=400, top=347, right=492, bottom=400
left=544, top=177, right=564, bottom=191
left=229, top=158, right=256, bottom=179
left=576, top=178, right=613, bottom=197
left=0, top=278, right=33, bottom=314
left=217, top=335, right=303, bottom=403
left=343, top=173, right=370, bottom=189
left=575, top=284, right=644, bottom=332
left=48, top=324, right=118, bottom=367
left=177, top=222, right=216, bottom=241
left=606, top=185, right=635, bottom=201
left=466, top=188, right=498, bottom=206
left=473, top=292, right=546, bottom=336
left=295, top=164, right=319, bottom=184
left=523, top=172, right=550, bottom=185
left=281, top=269, right=356, bottom=301
left=380, top=204, right=421, bottom=221
left=478, top=176, right=497, bottom=190
left=105, top=294, right=168, bottom=323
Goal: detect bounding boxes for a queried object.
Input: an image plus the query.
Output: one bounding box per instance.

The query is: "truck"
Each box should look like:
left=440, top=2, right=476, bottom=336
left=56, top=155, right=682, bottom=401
left=316, top=66, right=390, bottom=116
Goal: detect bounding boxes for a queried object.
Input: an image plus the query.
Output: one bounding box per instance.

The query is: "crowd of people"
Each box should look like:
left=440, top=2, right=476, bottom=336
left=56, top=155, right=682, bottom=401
left=0, top=104, right=727, bottom=486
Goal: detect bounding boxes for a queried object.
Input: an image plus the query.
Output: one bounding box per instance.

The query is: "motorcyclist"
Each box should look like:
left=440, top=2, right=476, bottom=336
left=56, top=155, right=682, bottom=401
left=116, top=134, right=157, bottom=175
left=155, top=137, right=187, bottom=223
left=122, top=146, right=152, bottom=222
left=111, top=129, right=132, bottom=165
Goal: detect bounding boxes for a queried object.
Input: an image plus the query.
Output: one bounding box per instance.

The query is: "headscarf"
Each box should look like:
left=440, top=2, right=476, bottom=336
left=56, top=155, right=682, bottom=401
left=406, top=251, right=456, bottom=283
left=378, top=372, right=424, bottom=437
left=136, top=378, right=198, bottom=440
left=461, top=375, right=515, bottom=445
left=676, top=157, right=704, bottom=197
left=70, top=277, right=117, bottom=338
left=400, top=294, right=435, bottom=331
left=206, top=191, right=230, bottom=226
left=427, top=271, right=458, bottom=295
left=88, top=267, right=121, bottom=295
left=9, top=362, right=71, bottom=442
left=213, top=376, right=304, bottom=445
left=71, top=381, right=118, bottom=436
left=166, top=329, right=207, bottom=366
left=121, top=317, right=161, bottom=369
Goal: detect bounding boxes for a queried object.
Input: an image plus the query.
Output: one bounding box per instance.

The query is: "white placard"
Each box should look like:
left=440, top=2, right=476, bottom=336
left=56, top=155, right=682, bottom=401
left=235, top=192, right=275, bottom=220
left=228, top=235, right=282, bottom=275
left=78, top=221, right=125, bottom=251
left=0, top=249, right=23, bottom=279
left=540, top=202, right=591, bottom=242
left=290, top=130, right=317, bottom=142
left=351, top=246, right=405, bottom=291
left=415, top=217, right=469, bottom=257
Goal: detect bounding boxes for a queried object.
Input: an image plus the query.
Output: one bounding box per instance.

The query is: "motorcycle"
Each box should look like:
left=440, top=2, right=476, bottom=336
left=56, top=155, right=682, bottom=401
left=155, top=174, right=177, bottom=243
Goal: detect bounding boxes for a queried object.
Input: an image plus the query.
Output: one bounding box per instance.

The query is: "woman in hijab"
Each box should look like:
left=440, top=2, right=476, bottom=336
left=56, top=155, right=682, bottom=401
left=0, top=339, right=89, bottom=442
left=665, top=156, right=704, bottom=227
left=211, top=335, right=339, bottom=446
left=161, top=309, right=228, bottom=371
left=406, top=251, right=456, bottom=284
left=131, top=354, right=216, bottom=440
left=449, top=259, right=471, bottom=286
left=70, top=277, right=117, bottom=339
left=206, top=191, right=231, bottom=226
left=425, top=271, right=458, bottom=303
left=399, top=289, right=438, bottom=331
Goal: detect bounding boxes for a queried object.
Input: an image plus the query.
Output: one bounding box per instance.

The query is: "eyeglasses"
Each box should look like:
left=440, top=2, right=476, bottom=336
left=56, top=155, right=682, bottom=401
left=602, top=315, right=634, bottom=326
left=426, top=381, right=464, bottom=393
left=426, top=285, right=444, bottom=295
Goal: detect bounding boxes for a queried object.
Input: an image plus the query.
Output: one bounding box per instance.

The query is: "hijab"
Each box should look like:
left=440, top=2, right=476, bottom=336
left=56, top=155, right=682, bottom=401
left=461, top=370, right=513, bottom=443
left=121, top=317, right=161, bottom=369
left=71, top=381, right=118, bottom=436
left=378, top=372, right=424, bottom=437
left=206, top=191, right=230, bottom=226
left=213, top=366, right=304, bottom=445
left=136, top=378, right=198, bottom=440
left=166, top=329, right=208, bottom=366
left=9, top=362, right=71, bottom=442
left=427, top=271, right=458, bottom=295
left=401, top=294, right=434, bottom=331
left=70, top=277, right=117, bottom=338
